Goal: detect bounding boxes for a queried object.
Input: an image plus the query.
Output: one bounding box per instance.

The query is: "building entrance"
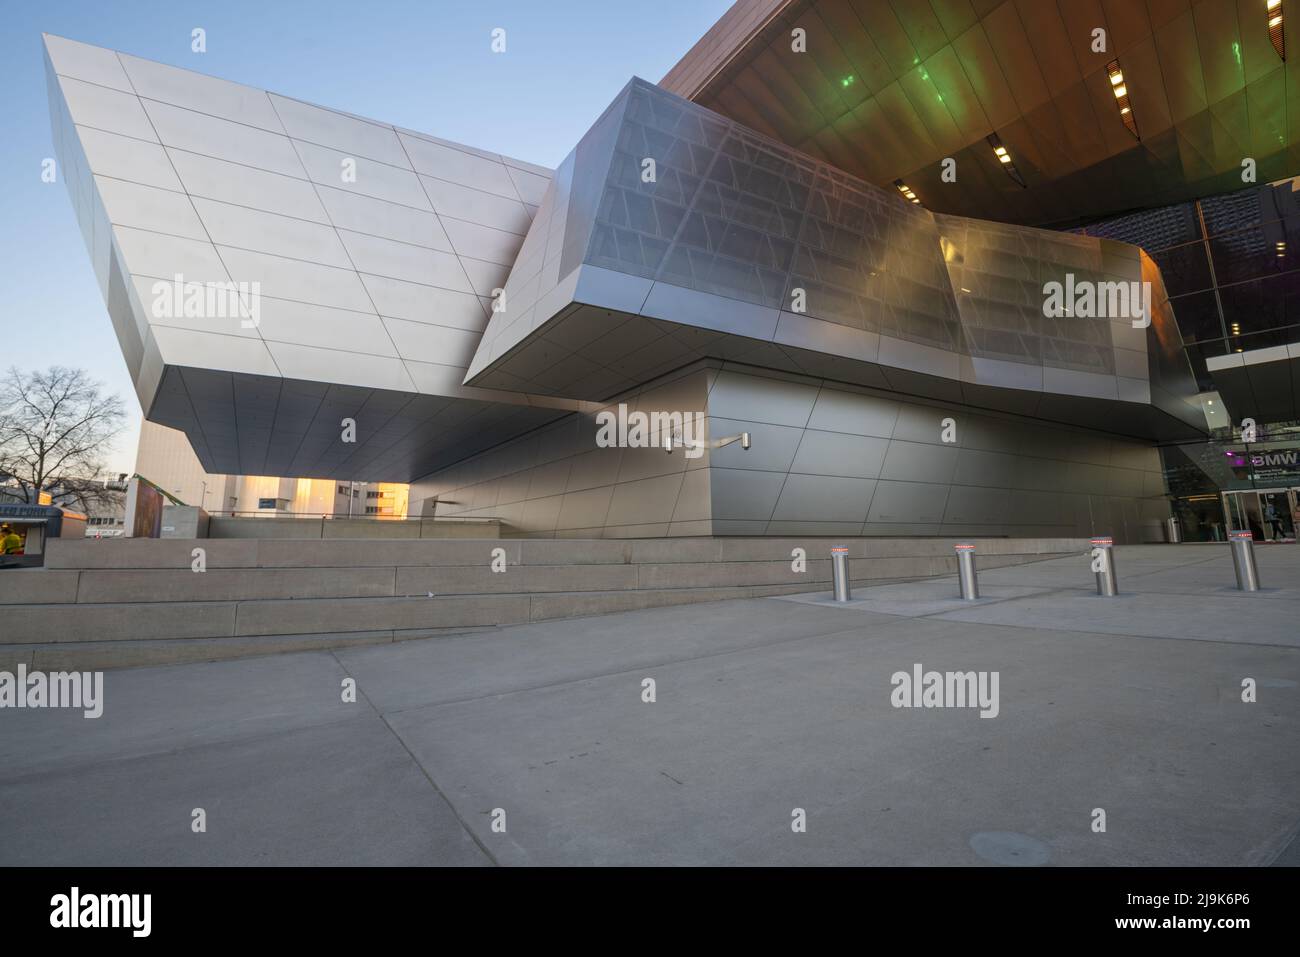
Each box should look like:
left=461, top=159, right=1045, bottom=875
left=1221, top=488, right=1298, bottom=542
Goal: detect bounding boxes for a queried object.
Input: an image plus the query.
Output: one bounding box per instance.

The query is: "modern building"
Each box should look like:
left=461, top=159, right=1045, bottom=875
left=82, top=481, right=127, bottom=537
left=44, top=2, right=1300, bottom=542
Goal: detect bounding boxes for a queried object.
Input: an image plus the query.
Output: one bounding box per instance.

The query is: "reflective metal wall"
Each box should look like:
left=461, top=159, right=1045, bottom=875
left=467, top=78, right=1204, bottom=441
left=44, top=34, right=576, bottom=481
left=704, top=368, right=1168, bottom=541
left=416, top=364, right=1168, bottom=541
left=411, top=368, right=713, bottom=538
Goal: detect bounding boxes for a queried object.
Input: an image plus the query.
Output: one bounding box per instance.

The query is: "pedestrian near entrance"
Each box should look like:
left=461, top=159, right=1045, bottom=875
left=1264, top=501, right=1285, bottom=541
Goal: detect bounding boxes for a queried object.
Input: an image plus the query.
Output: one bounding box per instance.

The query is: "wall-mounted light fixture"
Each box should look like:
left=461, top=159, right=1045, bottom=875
left=662, top=432, right=751, bottom=454
left=715, top=432, right=752, bottom=451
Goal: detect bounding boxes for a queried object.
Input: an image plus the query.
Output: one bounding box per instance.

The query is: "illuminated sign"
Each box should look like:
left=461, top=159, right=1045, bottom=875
left=1224, top=446, right=1300, bottom=483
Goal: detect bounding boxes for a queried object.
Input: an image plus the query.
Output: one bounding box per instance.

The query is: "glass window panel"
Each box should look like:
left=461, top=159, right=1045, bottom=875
left=1208, top=222, right=1298, bottom=284
left=1080, top=203, right=1201, bottom=250
left=1150, top=241, right=1213, bottom=295
left=1232, top=326, right=1296, bottom=352
left=1168, top=289, right=1225, bottom=343
left=1182, top=341, right=1223, bottom=391
left=1218, top=271, right=1300, bottom=335
left=1199, top=189, right=1267, bottom=235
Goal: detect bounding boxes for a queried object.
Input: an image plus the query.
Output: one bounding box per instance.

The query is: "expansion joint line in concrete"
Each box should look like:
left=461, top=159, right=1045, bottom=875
left=328, top=649, right=503, bottom=867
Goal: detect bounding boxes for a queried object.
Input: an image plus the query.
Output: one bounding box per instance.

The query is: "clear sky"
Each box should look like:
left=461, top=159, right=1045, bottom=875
left=0, top=0, right=731, bottom=474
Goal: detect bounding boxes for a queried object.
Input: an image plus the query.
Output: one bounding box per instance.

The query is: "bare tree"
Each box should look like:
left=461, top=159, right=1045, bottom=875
left=0, top=366, right=126, bottom=512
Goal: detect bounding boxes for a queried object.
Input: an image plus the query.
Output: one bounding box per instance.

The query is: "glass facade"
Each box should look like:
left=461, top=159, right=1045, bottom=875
left=591, top=81, right=967, bottom=354
left=1078, top=179, right=1300, bottom=540
left=1077, top=178, right=1300, bottom=391
left=587, top=80, right=1155, bottom=367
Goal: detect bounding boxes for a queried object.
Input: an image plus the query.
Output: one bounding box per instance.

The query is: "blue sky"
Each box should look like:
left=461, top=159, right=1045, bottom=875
left=0, top=0, right=730, bottom=473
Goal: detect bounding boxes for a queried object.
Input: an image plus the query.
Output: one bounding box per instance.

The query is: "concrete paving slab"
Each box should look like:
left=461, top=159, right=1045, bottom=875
left=385, top=614, right=1300, bottom=865
left=0, top=717, right=490, bottom=866
left=976, top=543, right=1299, bottom=596
left=1, top=543, right=1297, bottom=866
left=930, top=588, right=1300, bottom=648
left=776, top=580, right=1054, bottom=617
left=0, top=651, right=360, bottom=779
left=335, top=598, right=899, bottom=714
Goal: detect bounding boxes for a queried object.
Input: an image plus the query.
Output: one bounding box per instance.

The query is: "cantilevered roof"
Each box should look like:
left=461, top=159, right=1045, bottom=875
left=466, top=78, right=1206, bottom=441
left=663, top=0, right=1298, bottom=227
left=44, top=34, right=587, bottom=481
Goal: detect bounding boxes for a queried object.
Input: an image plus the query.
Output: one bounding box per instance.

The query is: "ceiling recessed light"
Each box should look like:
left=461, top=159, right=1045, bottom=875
left=1269, top=0, right=1286, bottom=61
left=893, top=179, right=921, bottom=205
left=1107, top=59, right=1140, bottom=138
left=986, top=133, right=1026, bottom=186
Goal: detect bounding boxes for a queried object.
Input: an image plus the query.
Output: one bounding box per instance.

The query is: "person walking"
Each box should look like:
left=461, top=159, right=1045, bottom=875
left=1264, top=501, right=1285, bottom=541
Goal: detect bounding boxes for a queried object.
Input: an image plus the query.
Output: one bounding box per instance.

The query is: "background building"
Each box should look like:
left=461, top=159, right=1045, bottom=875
left=135, top=421, right=408, bottom=519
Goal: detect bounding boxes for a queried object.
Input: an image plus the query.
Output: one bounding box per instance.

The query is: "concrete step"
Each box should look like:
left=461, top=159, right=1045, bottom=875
left=1, top=551, right=1070, bottom=605
left=0, top=575, right=934, bottom=670
left=40, top=536, right=1090, bottom=570
left=4, top=536, right=1088, bottom=669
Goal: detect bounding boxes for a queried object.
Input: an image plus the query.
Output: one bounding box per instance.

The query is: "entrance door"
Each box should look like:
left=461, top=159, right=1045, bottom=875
left=1258, top=489, right=1296, bottom=541
left=1222, top=489, right=1298, bottom=542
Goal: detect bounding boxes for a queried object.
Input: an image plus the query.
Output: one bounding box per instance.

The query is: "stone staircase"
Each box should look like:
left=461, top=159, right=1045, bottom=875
left=1, top=537, right=1089, bottom=670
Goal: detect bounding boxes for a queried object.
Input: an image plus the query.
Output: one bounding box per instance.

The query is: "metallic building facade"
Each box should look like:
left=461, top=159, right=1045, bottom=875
left=44, top=33, right=581, bottom=483
left=46, top=34, right=1204, bottom=541
left=416, top=362, right=1169, bottom=540
left=467, top=78, right=1203, bottom=441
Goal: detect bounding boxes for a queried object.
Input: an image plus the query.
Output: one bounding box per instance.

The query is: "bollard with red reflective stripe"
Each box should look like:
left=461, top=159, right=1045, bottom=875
left=954, top=543, right=979, bottom=600
left=830, top=546, right=851, bottom=602
left=1228, top=530, right=1260, bottom=591
left=1090, top=535, right=1118, bottom=597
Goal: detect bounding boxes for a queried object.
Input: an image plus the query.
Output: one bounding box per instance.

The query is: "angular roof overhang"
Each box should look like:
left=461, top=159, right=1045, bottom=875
left=663, top=0, right=1297, bottom=228
left=465, top=78, right=1207, bottom=442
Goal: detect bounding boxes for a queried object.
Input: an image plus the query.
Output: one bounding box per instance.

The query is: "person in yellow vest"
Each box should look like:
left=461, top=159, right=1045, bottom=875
left=0, top=525, right=22, bottom=555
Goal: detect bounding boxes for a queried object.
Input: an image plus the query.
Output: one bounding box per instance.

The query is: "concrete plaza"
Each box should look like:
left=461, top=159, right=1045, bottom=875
left=2, top=543, right=1297, bottom=866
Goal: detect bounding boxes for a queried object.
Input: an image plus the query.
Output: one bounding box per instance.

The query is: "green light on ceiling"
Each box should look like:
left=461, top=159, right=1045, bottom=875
left=918, top=67, right=942, bottom=104
left=841, top=74, right=855, bottom=88
left=1233, top=41, right=1242, bottom=69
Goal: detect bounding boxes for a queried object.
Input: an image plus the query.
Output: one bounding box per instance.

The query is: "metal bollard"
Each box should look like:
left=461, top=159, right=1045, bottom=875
left=954, top=543, right=979, bottom=600
left=830, top=546, right=851, bottom=602
left=1090, top=536, right=1118, bottom=596
left=1229, top=530, right=1261, bottom=591
left=1165, top=517, right=1181, bottom=544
